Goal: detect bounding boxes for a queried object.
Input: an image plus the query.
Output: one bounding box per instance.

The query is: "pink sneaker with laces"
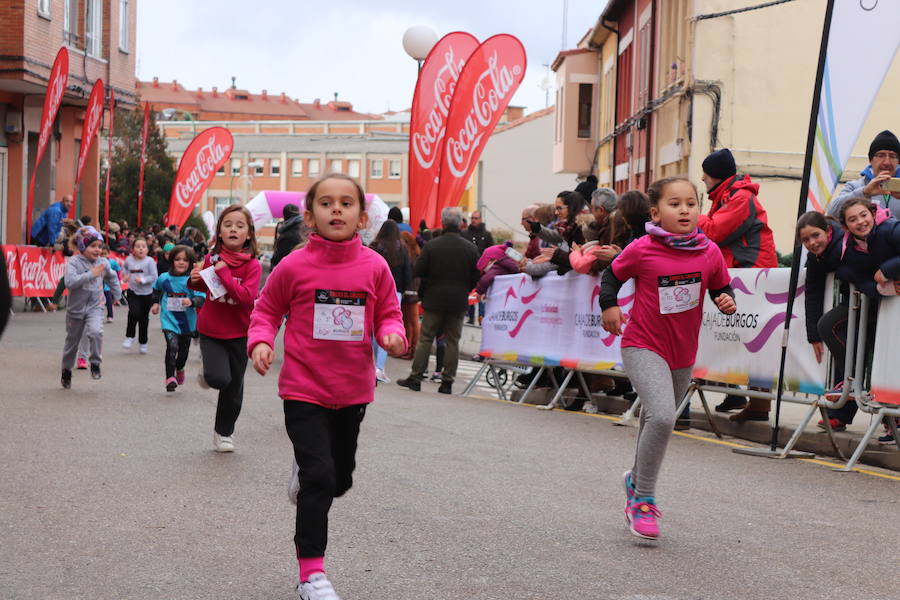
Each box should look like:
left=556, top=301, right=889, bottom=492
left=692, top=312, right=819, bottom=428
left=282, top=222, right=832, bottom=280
left=626, top=499, right=661, bottom=540
left=175, top=370, right=185, bottom=385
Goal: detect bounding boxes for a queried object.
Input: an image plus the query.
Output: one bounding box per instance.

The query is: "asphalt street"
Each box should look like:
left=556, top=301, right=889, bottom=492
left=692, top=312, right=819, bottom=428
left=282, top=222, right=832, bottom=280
left=1, top=310, right=897, bottom=600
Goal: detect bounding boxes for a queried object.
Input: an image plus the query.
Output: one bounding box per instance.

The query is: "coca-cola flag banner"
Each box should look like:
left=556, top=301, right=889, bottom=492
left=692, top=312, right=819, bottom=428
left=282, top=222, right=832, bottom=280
left=165, top=127, right=233, bottom=228
left=72, top=78, right=105, bottom=218
left=137, top=101, right=151, bottom=228
left=435, top=34, right=526, bottom=224
left=17, top=246, right=65, bottom=297
left=408, top=32, right=479, bottom=231
left=3, top=245, right=21, bottom=297
left=26, top=47, right=68, bottom=243
left=104, top=89, right=116, bottom=240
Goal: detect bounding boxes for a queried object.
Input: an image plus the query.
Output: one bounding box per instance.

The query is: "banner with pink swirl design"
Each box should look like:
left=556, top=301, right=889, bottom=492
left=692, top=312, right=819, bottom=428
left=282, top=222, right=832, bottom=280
left=408, top=32, right=479, bottom=232
left=434, top=34, right=526, bottom=225
left=165, top=127, right=233, bottom=228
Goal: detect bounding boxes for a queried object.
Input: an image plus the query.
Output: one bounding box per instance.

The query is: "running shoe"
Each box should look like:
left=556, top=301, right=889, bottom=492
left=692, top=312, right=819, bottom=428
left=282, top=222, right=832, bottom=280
left=61, top=369, right=72, bottom=389
left=90, top=364, right=101, bottom=380
left=175, top=370, right=186, bottom=386
left=298, top=572, right=341, bottom=600
left=76, top=357, right=88, bottom=370
left=375, top=369, right=390, bottom=384
left=122, top=337, right=134, bottom=350
left=166, top=377, right=177, bottom=392
left=626, top=499, right=661, bottom=540
left=213, top=432, right=234, bottom=453
left=816, top=418, right=847, bottom=432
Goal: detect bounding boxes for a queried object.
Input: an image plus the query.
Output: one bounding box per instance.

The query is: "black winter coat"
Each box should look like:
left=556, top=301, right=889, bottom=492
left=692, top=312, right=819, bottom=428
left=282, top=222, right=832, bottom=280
left=414, top=232, right=480, bottom=313
left=804, top=224, right=847, bottom=342
left=837, top=217, right=900, bottom=299
left=462, top=223, right=494, bottom=254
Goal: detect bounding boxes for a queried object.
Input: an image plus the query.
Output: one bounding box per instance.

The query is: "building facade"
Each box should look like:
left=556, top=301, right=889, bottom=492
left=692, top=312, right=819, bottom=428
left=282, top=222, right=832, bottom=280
left=0, top=0, right=138, bottom=244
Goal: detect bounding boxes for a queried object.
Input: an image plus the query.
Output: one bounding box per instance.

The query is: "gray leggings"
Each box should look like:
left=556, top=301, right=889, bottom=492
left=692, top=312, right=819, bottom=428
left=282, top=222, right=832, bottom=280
left=621, top=347, right=692, bottom=499
left=62, top=308, right=104, bottom=370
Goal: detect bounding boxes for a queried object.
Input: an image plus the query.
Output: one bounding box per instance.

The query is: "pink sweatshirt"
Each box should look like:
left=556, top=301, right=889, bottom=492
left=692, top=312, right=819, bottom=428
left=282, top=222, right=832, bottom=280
left=188, top=253, right=262, bottom=339
left=247, top=234, right=407, bottom=408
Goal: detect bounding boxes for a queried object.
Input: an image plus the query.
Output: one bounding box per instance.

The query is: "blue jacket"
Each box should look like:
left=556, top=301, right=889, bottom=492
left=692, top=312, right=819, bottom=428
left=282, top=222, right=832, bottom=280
left=30, top=202, right=67, bottom=247
left=837, top=217, right=900, bottom=299
left=153, top=273, right=204, bottom=334
left=804, top=224, right=847, bottom=342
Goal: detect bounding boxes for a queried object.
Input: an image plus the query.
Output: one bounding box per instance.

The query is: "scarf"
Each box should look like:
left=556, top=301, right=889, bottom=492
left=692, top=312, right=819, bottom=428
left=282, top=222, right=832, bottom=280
left=216, top=245, right=253, bottom=268
left=645, top=221, right=710, bottom=251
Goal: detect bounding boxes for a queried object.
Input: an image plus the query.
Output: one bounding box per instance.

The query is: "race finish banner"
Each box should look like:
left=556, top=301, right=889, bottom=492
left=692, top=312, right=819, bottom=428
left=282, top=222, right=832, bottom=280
left=694, top=268, right=826, bottom=395
left=481, top=269, right=826, bottom=393
left=480, top=271, right=635, bottom=371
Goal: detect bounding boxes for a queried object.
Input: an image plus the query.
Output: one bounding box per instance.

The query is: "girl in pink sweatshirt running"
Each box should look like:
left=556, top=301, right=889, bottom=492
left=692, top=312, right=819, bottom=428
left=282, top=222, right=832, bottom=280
left=248, top=174, right=406, bottom=600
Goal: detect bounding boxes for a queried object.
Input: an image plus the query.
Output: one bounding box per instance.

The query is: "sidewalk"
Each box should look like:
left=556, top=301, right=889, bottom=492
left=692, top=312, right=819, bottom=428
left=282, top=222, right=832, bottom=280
left=453, top=358, right=900, bottom=472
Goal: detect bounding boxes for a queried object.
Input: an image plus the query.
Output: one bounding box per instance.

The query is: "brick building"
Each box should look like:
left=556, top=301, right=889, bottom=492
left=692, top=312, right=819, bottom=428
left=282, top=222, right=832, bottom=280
left=0, top=0, right=138, bottom=244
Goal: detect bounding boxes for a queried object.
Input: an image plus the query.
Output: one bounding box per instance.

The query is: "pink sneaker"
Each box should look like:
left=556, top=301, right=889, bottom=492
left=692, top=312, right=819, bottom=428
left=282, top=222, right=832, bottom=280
left=626, top=500, right=661, bottom=540
left=623, top=470, right=636, bottom=508
left=175, top=370, right=185, bottom=385
left=76, top=358, right=88, bottom=370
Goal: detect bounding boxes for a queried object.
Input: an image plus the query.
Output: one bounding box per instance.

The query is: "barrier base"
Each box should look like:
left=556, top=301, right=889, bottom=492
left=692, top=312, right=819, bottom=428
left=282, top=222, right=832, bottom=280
left=732, top=447, right=815, bottom=459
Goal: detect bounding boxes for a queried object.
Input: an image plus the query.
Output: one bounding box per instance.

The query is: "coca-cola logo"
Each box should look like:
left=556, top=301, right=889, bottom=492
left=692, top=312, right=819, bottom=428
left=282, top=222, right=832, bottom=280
left=38, top=59, right=67, bottom=153
left=4, top=249, right=18, bottom=288
left=19, top=253, right=54, bottom=290
left=411, top=47, right=467, bottom=170
left=444, top=52, right=521, bottom=178
left=174, top=135, right=231, bottom=208
left=76, top=94, right=104, bottom=178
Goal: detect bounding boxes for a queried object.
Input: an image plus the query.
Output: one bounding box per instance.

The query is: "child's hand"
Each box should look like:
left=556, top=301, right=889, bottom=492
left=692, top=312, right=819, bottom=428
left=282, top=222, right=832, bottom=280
left=381, top=333, right=406, bottom=357
left=811, top=341, right=824, bottom=364
left=181, top=298, right=192, bottom=308
left=601, top=306, right=623, bottom=336
left=874, top=269, right=887, bottom=285
left=150, top=303, right=160, bottom=315
left=190, top=264, right=203, bottom=284
left=715, top=293, right=736, bottom=314
left=251, top=343, right=274, bottom=375
left=594, top=244, right=621, bottom=262
left=90, top=264, right=105, bottom=277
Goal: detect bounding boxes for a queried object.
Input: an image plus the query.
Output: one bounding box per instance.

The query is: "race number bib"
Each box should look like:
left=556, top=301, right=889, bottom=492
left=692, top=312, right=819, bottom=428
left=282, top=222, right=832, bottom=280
left=658, top=272, right=701, bottom=315
left=166, top=296, right=186, bottom=312
left=313, top=289, right=367, bottom=341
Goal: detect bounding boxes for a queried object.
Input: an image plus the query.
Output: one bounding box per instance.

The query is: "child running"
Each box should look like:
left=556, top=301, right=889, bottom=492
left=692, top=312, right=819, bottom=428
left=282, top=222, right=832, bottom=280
left=60, top=227, right=122, bottom=388
left=189, top=205, right=261, bottom=452
left=151, top=245, right=204, bottom=392
left=600, top=176, right=736, bottom=540
left=122, top=237, right=158, bottom=353
left=248, top=174, right=406, bottom=600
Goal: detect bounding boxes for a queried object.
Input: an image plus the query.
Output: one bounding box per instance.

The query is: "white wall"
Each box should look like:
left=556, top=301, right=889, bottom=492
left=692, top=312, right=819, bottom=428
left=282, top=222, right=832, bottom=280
left=479, top=110, right=580, bottom=243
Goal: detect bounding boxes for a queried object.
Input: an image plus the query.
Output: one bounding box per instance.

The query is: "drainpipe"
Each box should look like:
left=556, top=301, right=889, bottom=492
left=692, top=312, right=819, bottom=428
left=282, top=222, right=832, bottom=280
left=644, top=0, right=656, bottom=188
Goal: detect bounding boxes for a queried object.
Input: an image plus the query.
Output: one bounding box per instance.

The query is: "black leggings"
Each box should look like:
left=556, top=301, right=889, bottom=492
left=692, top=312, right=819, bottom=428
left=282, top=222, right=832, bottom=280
left=284, top=400, right=366, bottom=558
left=126, top=291, right=154, bottom=344
left=200, top=335, right=248, bottom=436
left=163, top=330, right=192, bottom=378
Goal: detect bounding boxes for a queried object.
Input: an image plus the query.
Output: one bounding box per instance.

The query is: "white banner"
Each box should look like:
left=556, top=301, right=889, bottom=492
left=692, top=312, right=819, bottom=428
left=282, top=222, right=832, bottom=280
left=808, top=1, right=900, bottom=212
left=481, top=268, right=827, bottom=394
left=481, top=271, right=634, bottom=370
left=871, top=297, right=900, bottom=406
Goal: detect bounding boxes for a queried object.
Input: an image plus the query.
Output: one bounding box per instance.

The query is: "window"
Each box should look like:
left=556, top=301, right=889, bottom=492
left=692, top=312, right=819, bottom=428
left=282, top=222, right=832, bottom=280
left=119, top=0, right=130, bottom=52
left=369, top=159, right=383, bottom=179
left=63, top=0, right=79, bottom=46
left=388, top=159, right=401, bottom=179
left=85, top=0, right=102, bottom=58
left=270, top=159, right=281, bottom=176
left=231, top=158, right=241, bottom=176
left=577, top=83, right=593, bottom=139
left=308, top=159, right=320, bottom=177
left=215, top=197, right=231, bottom=218
left=252, top=160, right=264, bottom=176
left=347, top=159, right=360, bottom=178
left=38, top=0, right=51, bottom=18
left=330, top=159, right=343, bottom=173
left=291, top=159, right=303, bottom=177
left=216, top=164, right=225, bottom=176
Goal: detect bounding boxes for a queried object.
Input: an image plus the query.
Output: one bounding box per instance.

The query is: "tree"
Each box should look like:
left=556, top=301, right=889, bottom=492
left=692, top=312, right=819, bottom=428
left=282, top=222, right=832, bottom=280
left=101, top=103, right=175, bottom=229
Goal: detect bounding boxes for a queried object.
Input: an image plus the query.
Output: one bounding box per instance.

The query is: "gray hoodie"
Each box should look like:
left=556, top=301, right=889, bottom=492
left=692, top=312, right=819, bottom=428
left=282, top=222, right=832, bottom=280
left=123, top=255, right=158, bottom=295
left=65, top=254, right=122, bottom=317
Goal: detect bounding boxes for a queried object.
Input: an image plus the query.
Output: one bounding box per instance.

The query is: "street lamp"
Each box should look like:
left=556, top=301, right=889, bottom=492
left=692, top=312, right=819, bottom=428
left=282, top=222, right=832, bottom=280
left=402, top=25, right=438, bottom=69
left=229, top=160, right=263, bottom=204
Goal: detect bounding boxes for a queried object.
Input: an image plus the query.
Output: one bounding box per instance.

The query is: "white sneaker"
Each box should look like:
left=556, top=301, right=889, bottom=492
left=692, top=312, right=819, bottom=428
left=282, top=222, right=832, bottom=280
left=288, top=457, right=301, bottom=505
left=298, top=572, right=340, bottom=600
left=375, top=369, right=390, bottom=384
left=213, top=432, right=234, bottom=453
left=139, top=344, right=149, bottom=354
left=122, top=337, right=134, bottom=349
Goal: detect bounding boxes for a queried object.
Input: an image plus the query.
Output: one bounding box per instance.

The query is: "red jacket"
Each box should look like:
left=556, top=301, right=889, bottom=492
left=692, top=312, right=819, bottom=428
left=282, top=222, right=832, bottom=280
left=698, top=174, right=777, bottom=268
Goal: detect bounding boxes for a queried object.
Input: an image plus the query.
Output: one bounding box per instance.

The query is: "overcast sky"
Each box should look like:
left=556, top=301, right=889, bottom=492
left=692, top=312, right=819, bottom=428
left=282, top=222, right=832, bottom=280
left=136, top=0, right=609, bottom=116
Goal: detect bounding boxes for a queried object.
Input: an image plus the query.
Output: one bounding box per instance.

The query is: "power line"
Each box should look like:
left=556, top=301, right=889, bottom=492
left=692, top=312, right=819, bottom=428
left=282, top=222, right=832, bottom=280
left=694, top=0, right=798, bottom=21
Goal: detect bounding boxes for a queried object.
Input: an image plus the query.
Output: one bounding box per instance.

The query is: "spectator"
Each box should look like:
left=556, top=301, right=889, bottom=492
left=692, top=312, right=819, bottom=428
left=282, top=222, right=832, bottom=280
left=80, top=215, right=92, bottom=227
left=399, top=231, right=422, bottom=359
left=475, top=243, right=520, bottom=296
left=699, top=148, right=776, bottom=420
left=370, top=220, right=411, bottom=383
left=271, top=203, right=308, bottom=268
left=397, top=207, right=480, bottom=394
left=462, top=210, right=494, bottom=254
left=610, top=190, right=651, bottom=248
left=30, top=194, right=73, bottom=247
left=698, top=148, right=777, bottom=268
left=574, top=174, right=598, bottom=207
left=520, top=204, right=542, bottom=259
left=532, top=191, right=587, bottom=274
left=387, top=206, right=413, bottom=234
left=827, top=130, right=900, bottom=218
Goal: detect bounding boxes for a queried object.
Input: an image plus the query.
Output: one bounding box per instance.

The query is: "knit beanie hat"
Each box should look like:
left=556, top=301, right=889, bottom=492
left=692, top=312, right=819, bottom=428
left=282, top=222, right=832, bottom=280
left=701, top=148, right=737, bottom=180
left=76, top=226, right=103, bottom=252
left=868, top=130, right=900, bottom=160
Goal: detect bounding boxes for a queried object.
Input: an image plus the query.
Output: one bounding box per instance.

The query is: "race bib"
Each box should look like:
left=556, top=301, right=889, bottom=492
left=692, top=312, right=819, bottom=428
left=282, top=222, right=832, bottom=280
left=313, top=289, right=366, bottom=341
left=199, top=266, right=227, bottom=299
left=658, top=272, right=701, bottom=315
left=166, top=296, right=186, bottom=312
